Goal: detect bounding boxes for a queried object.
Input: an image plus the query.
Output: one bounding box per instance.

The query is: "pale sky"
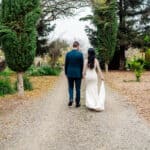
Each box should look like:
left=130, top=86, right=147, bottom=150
left=51, top=7, right=92, bottom=52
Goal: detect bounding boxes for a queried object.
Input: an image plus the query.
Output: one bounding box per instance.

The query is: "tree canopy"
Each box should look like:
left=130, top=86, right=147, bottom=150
left=37, top=0, right=90, bottom=56
left=0, top=0, right=41, bottom=95
left=81, top=0, right=118, bottom=71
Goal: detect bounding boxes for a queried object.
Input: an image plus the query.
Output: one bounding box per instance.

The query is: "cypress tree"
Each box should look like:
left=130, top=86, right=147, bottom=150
left=96, top=0, right=118, bottom=72
left=82, top=0, right=118, bottom=72
left=0, top=0, right=40, bottom=95
left=36, top=20, right=55, bottom=56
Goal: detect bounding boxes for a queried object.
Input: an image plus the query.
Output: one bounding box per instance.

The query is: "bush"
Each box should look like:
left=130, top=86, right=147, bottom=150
left=128, top=58, right=145, bottom=82
left=15, top=76, right=33, bottom=91
left=145, top=49, right=150, bottom=70
left=145, top=49, right=150, bottom=60
left=0, top=77, right=14, bottom=96
left=144, top=61, right=150, bottom=70
left=26, top=66, right=40, bottom=76
left=0, top=67, right=14, bottom=76
left=125, top=59, right=131, bottom=70
left=27, top=65, right=61, bottom=76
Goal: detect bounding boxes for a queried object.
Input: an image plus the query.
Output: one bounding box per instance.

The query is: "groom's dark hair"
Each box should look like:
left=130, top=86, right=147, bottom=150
left=73, top=41, right=79, bottom=48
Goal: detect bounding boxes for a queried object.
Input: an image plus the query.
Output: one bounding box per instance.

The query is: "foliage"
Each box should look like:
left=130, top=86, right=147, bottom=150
left=144, top=61, right=150, bottom=70
left=15, top=76, right=33, bottom=91
left=36, top=20, right=56, bottom=56
left=48, top=39, right=69, bottom=68
left=145, top=49, right=150, bottom=70
left=0, top=0, right=41, bottom=72
left=41, top=0, right=89, bottom=21
left=144, top=35, right=150, bottom=45
left=0, top=67, right=14, bottom=76
left=27, top=65, right=61, bottom=76
left=82, top=0, right=118, bottom=70
left=128, top=58, right=145, bottom=82
left=113, top=0, right=150, bottom=70
left=37, top=0, right=89, bottom=56
left=0, top=0, right=41, bottom=95
left=145, top=49, right=150, bottom=61
left=0, top=77, right=14, bottom=96
left=23, top=76, right=33, bottom=91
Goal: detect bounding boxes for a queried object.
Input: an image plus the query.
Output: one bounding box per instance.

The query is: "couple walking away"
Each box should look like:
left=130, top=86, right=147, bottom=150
left=65, top=41, right=105, bottom=111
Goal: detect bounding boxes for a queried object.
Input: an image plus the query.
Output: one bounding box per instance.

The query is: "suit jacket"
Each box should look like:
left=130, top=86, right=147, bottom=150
left=65, top=49, right=84, bottom=78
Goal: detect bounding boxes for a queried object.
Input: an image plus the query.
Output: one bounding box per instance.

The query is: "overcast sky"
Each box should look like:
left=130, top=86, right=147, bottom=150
left=51, top=7, right=92, bottom=52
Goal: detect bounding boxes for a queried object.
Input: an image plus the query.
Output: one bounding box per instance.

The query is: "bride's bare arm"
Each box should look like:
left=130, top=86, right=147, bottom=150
left=96, top=59, right=104, bottom=80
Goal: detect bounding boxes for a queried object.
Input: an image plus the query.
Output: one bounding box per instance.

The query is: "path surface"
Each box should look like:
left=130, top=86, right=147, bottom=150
left=0, top=74, right=150, bottom=150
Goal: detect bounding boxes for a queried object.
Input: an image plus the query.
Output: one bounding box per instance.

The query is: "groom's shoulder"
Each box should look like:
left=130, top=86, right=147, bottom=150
left=67, top=49, right=83, bottom=56
left=67, top=49, right=74, bottom=54
left=66, top=50, right=72, bottom=56
left=77, top=50, right=83, bottom=56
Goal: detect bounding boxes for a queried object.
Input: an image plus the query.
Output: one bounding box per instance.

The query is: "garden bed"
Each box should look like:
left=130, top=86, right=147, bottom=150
left=105, top=71, right=150, bottom=123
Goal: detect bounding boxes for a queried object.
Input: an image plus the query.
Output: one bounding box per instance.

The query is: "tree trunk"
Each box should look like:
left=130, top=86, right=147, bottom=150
left=109, top=50, right=120, bottom=70
left=105, top=63, right=109, bottom=73
left=17, top=72, right=24, bottom=96
left=119, top=46, right=126, bottom=70
left=118, top=0, right=126, bottom=70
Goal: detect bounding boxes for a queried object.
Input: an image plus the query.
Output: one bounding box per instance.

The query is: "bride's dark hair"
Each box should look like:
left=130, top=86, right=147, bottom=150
left=88, top=48, right=95, bottom=69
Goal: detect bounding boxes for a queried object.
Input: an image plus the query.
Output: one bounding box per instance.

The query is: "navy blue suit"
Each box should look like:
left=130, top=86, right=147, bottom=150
left=65, top=49, right=84, bottom=104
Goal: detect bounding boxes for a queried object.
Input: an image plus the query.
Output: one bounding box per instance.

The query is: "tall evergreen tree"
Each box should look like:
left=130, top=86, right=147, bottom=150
left=81, top=0, right=118, bottom=72
left=0, top=0, right=41, bottom=95
left=111, top=0, right=150, bottom=70
left=36, top=19, right=55, bottom=56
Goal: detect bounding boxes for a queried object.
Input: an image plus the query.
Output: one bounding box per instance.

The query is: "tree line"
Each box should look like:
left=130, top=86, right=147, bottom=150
left=0, top=0, right=89, bottom=95
left=0, top=0, right=150, bottom=95
left=84, top=0, right=150, bottom=70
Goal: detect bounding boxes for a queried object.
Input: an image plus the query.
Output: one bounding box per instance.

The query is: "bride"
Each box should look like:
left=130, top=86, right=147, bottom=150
left=83, top=48, right=105, bottom=111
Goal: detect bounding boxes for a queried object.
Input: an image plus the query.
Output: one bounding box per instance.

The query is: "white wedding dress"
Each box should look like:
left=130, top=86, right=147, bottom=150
left=84, top=59, right=105, bottom=111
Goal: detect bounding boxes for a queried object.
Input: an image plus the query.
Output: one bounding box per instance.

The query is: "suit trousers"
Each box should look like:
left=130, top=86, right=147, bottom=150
left=67, top=77, right=82, bottom=104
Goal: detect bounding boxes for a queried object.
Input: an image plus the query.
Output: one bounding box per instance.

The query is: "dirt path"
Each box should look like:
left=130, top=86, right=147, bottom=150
left=0, top=74, right=150, bottom=150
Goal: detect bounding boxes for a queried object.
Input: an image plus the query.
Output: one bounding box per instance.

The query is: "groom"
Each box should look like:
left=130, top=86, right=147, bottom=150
left=65, top=41, right=84, bottom=107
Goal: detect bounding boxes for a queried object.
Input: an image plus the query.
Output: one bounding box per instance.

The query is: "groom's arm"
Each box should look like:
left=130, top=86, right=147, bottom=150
left=65, top=53, right=68, bottom=76
left=80, top=53, right=84, bottom=77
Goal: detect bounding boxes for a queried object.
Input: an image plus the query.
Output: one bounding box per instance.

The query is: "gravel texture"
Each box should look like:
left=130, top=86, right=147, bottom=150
left=0, top=74, right=150, bottom=150
left=105, top=71, right=150, bottom=123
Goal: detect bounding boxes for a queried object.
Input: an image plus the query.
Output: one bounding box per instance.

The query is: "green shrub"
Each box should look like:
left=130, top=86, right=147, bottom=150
left=0, top=77, right=14, bottom=96
left=0, top=67, right=14, bottom=76
left=23, top=76, right=33, bottom=91
left=128, top=58, right=145, bottom=82
left=0, top=0, right=40, bottom=95
left=26, top=66, right=40, bottom=76
left=145, top=49, right=150, bottom=61
left=15, top=76, right=33, bottom=91
left=125, top=59, right=131, bottom=70
left=145, top=49, right=150, bottom=70
left=27, top=65, right=61, bottom=76
left=39, top=66, right=61, bottom=76
left=144, top=61, right=150, bottom=70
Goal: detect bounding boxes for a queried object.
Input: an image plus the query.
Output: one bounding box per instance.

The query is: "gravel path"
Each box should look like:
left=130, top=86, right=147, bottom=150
left=0, top=74, right=150, bottom=150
